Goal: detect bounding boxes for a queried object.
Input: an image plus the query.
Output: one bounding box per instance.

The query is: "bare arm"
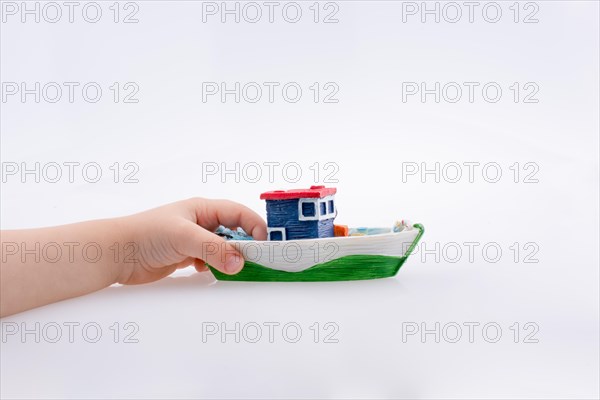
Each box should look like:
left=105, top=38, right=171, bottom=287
left=0, top=198, right=267, bottom=317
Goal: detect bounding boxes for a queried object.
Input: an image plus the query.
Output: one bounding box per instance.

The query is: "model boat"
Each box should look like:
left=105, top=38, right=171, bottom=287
left=209, top=186, right=424, bottom=282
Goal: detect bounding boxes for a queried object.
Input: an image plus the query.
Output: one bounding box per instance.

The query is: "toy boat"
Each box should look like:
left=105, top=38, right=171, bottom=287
left=209, top=186, right=424, bottom=282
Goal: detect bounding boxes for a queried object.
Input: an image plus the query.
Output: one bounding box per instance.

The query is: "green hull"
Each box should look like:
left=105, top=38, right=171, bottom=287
left=208, top=224, right=424, bottom=282
left=211, top=254, right=408, bottom=282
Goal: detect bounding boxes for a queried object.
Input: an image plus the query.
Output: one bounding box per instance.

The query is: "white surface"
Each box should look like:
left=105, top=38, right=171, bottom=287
left=1, top=1, right=599, bottom=399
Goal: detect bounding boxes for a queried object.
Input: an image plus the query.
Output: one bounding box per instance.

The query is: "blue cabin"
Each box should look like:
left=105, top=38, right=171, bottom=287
left=260, top=186, right=337, bottom=241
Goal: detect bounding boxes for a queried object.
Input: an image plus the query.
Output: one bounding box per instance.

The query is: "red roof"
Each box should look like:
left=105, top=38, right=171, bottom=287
left=260, top=186, right=337, bottom=200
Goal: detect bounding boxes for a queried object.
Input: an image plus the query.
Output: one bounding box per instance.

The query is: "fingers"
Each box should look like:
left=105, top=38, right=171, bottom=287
left=194, top=259, right=208, bottom=272
left=175, top=220, right=245, bottom=275
left=175, top=259, right=207, bottom=272
left=189, top=198, right=267, bottom=240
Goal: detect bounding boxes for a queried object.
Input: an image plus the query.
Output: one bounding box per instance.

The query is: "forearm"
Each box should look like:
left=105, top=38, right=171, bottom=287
left=0, top=218, right=128, bottom=317
left=0, top=198, right=267, bottom=317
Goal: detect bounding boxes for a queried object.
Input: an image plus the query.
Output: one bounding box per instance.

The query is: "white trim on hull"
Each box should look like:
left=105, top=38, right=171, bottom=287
left=228, top=228, right=420, bottom=273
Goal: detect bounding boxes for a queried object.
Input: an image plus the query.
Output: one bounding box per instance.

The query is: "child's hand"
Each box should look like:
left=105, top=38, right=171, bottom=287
left=116, top=198, right=267, bottom=285
left=1, top=197, right=266, bottom=316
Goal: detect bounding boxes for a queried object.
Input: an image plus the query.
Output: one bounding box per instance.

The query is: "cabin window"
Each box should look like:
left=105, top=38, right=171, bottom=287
left=268, top=228, right=285, bottom=241
left=270, top=231, right=283, bottom=241
left=298, top=197, right=335, bottom=221
left=301, top=202, right=316, bottom=217
left=298, top=199, right=319, bottom=221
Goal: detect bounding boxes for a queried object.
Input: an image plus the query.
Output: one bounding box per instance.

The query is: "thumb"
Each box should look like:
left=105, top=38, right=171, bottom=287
left=176, top=220, right=244, bottom=275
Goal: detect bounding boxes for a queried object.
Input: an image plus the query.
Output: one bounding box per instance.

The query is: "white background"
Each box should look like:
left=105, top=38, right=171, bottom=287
left=1, top=1, right=599, bottom=398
